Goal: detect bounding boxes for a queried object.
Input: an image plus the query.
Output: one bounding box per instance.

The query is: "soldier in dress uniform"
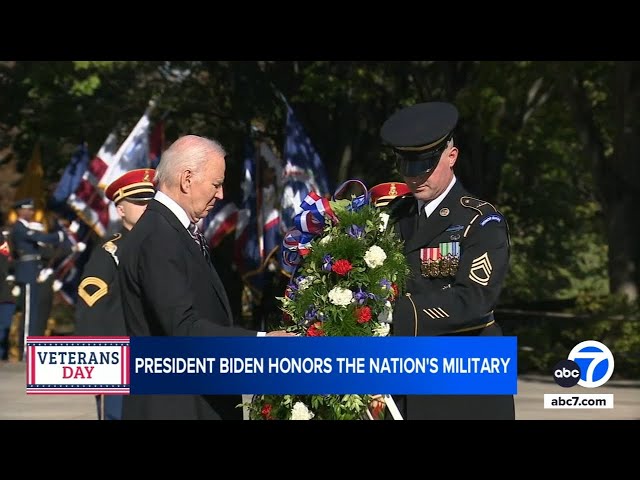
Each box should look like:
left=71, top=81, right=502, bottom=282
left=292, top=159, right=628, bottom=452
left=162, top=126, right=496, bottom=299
left=75, top=168, right=156, bottom=420
left=380, top=101, right=515, bottom=420
left=9, top=199, right=67, bottom=359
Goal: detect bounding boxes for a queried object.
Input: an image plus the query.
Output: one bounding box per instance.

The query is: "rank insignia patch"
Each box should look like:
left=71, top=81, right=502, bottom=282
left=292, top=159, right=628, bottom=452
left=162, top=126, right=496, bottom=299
left=469, top=252, right=492, bottom=286
left=78, top=277, right=109, bottom=307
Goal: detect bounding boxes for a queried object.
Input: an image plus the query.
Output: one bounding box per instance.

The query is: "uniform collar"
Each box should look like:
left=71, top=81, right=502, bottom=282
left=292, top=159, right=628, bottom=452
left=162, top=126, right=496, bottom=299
left=418, top=175, right=457, bottom=218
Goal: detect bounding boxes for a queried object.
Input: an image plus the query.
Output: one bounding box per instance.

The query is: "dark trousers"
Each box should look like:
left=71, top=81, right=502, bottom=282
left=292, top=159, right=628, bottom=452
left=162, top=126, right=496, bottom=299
left=16, top=282, right=44, bottom=359
left=95, top=395, right=123, bottom=420
left=0, top=302, right=16, bottom=360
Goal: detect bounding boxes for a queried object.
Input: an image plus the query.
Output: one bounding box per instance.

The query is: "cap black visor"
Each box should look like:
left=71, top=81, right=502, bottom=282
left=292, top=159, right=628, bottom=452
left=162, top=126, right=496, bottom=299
left=397, top=147, right=446, bottom=177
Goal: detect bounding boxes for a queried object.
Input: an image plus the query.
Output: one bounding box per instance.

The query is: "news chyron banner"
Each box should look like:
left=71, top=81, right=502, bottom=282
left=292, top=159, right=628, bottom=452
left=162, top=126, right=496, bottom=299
left=26, top=336, right=517, bottom=395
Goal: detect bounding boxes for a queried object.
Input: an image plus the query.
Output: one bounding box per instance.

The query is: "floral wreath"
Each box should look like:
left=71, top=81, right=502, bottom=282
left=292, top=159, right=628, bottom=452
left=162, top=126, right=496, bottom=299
left=243, top=180, right=411, bottom=420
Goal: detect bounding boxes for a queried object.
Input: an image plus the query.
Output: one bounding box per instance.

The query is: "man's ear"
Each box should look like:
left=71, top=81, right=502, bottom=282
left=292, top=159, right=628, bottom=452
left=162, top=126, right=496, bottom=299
left=448, top=146, right=458, bottom=168
left=116, top=202, right=126, bottom=220
left=179, top=169, right=192, bottom=193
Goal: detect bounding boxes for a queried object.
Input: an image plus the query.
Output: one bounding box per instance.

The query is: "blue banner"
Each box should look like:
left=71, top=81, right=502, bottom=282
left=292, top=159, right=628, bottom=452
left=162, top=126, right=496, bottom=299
left=129, top=336, right=517, bottom=395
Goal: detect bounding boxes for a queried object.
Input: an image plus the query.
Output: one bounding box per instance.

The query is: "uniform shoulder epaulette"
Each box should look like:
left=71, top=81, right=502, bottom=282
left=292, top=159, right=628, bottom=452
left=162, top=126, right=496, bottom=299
left=460, top=196, right=506, bottom=233
left=102, top=233, right=122, bottom=266
left=460, top=196, right=498, bottom=216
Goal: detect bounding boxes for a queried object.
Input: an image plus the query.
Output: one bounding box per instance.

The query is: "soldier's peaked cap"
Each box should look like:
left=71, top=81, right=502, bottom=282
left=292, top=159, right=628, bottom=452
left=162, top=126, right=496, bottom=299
left=370, top=182, right=412, bottom=207
left=13, top=198, right=35, bottom=209
left=380, top=102, right=458, bottom=176
left=105, top=168, right=156, bottom=204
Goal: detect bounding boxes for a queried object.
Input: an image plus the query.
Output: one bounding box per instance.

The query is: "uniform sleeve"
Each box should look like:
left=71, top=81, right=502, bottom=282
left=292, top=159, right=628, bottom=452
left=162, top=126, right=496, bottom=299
left=393, top=214, right=510, bottom=336
left=25, top=229, right=63, bottom=245
left=74, top=248, right=118, bottom=336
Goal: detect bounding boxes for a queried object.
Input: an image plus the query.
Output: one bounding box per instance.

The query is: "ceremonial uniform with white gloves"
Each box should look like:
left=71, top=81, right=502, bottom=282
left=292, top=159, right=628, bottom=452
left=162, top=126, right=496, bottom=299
left=380, top=101, right=515, bottom=420
left=10, top=199, right=66, bottom=357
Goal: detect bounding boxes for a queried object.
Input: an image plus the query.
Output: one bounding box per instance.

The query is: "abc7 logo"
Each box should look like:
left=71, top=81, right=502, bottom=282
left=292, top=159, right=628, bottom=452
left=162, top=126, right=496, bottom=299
left=552, top=340, right=615, bottom=388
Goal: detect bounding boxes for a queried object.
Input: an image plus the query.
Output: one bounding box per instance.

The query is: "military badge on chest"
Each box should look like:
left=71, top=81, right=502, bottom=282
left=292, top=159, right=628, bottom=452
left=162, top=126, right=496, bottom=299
left=420, top=242, right=460, bottom=278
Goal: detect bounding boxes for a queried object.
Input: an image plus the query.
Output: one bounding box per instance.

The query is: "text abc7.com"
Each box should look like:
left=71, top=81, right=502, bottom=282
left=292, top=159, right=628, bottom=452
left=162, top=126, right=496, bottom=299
left=544, top=340, right=615, bottom=409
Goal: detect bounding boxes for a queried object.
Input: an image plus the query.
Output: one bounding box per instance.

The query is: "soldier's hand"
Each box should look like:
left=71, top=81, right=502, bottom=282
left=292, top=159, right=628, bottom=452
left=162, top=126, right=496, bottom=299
left=73, top=242, right=87, bottom=253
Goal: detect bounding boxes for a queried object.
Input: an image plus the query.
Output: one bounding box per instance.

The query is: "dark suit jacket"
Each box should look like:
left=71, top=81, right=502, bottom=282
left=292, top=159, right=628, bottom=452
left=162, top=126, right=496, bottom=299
left=118, top=199, right=256, bottom=420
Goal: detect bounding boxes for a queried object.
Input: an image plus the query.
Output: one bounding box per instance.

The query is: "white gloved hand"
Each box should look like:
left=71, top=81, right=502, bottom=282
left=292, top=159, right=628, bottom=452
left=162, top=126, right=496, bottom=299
left=6, top=275, right=15, bottom=283
left=29, top=221, right=46, bottom=232
left=73, top=242, right=87, bottom=253
left=37, top=268, right=54, bottom=283
left=53, top=279, right=63, bottom=292
left=12, top=285, right=21, bottom=297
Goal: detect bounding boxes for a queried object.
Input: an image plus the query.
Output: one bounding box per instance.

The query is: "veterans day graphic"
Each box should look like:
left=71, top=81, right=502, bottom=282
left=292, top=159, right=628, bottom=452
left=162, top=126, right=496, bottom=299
left=26, top=336, right=517, bottom=395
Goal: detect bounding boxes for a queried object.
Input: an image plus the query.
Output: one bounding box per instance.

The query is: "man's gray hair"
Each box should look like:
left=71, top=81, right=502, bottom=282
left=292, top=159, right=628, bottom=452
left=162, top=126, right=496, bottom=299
left=155, top=135, right=226, bottom=189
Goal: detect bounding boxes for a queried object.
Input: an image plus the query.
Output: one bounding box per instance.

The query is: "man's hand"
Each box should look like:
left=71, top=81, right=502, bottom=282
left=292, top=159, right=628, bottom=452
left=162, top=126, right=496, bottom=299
left=265, top=330, right=298, bottom=337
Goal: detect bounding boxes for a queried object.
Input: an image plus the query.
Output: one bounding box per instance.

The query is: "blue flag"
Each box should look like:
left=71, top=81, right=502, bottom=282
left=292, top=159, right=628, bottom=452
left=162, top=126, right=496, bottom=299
left=280, top=105, right=331, bottom=233
left=51, top=143, right=90, bottom=207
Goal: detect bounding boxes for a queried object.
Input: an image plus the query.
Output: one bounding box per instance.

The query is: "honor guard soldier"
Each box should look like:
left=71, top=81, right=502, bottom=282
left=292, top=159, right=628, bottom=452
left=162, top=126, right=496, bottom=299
left=380, top=101, right=515, bottom=420
left=75, top=168, right=156, bottom=420
left=10, top=198, right=66, bottom=359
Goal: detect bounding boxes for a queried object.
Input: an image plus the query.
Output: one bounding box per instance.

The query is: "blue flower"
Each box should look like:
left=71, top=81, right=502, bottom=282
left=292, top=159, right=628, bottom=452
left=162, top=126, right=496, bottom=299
left=354, top=287, right=376, bottom=305
left=322, top=254, right=333, bottom=272
left=347, top=224, right=364, bottom=239
left=379, top=278, right=392, bottom=290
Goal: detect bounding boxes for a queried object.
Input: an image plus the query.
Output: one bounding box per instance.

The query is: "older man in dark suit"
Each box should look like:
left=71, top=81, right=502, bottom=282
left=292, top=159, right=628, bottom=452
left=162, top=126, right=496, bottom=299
left=118, top=135, right=293, bottom=420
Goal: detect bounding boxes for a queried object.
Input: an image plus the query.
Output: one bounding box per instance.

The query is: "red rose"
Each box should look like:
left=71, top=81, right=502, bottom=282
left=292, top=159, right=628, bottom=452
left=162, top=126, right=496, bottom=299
left=261, top=404, right=273, bottom=419
left=307, top=322, right=325, bottom=336
left=332, top=259, right=353, bottom=276
left=356, top=306, right=372, bottom=324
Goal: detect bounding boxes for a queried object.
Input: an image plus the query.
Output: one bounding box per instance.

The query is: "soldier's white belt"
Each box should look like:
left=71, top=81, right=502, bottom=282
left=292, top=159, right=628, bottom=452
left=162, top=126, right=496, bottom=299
left=18, top=254, right=42, bottom=262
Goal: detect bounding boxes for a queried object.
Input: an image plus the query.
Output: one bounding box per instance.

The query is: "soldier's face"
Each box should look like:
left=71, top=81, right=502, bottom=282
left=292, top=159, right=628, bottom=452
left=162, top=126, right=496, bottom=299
left=118, top=199, right=149, bottom=230
left=404, top=145, right=457, bottom=202
left=18, top=207, right=34, bottom=220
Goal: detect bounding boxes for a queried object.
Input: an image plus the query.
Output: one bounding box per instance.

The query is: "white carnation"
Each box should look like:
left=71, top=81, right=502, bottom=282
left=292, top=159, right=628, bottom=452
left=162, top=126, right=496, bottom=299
left=290, top=401, right=315, bottom=420
left=363, top=245, right=387, bottom=268
left=378, top=212, right=390, bottom=232
left=328, top=286, right=353, bottom=306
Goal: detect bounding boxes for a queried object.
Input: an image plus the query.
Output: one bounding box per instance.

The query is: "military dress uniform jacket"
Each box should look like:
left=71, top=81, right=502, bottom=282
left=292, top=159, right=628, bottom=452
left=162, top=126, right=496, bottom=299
left=118, top=199, right=257, bottom=420
left=388, top=179, right=515, bottom=420
left=10, top=220, right=64, bottom=284
left=75, top=228, right=128, bottom=337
